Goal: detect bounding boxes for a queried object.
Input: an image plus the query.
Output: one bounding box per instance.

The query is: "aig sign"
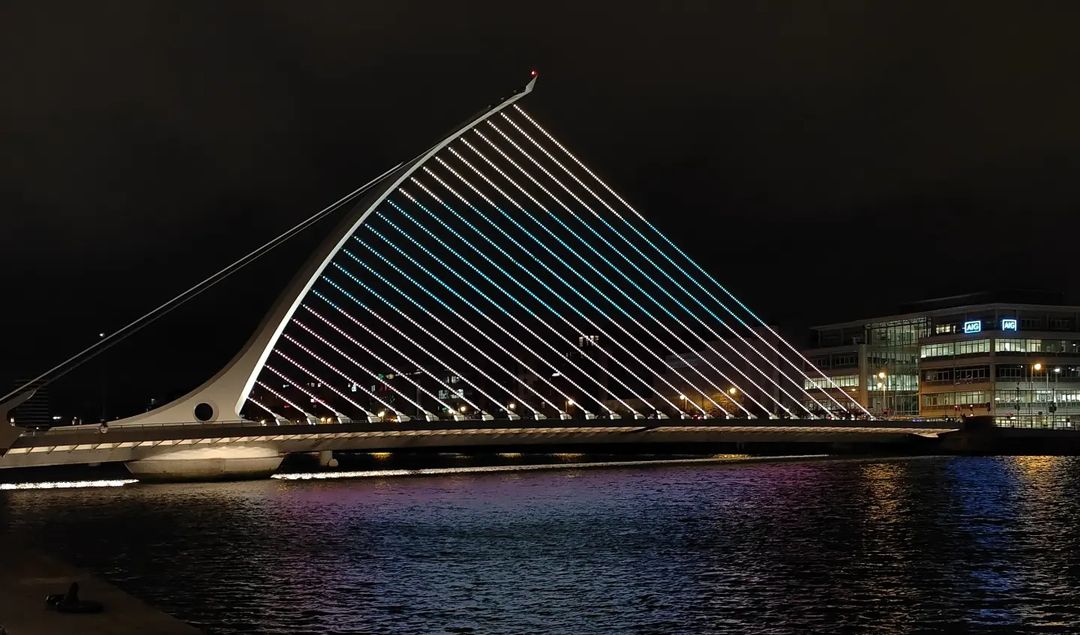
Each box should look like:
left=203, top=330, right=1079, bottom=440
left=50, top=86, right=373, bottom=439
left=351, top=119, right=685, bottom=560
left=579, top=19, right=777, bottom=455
left=963, top=320, right=982, bottom=334
left=1001, top=318, right=1018, bottom=331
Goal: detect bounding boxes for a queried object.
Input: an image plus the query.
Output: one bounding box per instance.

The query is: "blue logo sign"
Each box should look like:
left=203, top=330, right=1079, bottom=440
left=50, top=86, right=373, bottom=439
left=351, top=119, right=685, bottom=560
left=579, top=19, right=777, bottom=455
left=1001, top=318, right=1018, bottom=331
left=963, top=320, right=982, bottom=334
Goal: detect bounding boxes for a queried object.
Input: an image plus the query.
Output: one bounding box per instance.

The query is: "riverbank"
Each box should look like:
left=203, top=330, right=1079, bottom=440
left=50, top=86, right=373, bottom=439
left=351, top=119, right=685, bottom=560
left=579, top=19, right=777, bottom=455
left=0, top=544, right=199, bottom=634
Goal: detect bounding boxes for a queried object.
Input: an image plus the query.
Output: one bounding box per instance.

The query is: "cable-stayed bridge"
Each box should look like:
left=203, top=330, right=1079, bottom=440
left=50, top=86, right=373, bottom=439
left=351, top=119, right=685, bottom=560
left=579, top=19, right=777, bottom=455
left=1, top=75, right=954, bottom=480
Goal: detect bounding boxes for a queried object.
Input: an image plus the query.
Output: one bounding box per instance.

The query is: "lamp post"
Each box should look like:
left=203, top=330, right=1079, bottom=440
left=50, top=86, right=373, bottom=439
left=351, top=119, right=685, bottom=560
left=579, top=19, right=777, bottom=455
left=1052, top=367, right=1062, bottom=427
left=1032, top=363, right=1044, bottom=427
left=877, top=371, right=887, bottom=417
left=1026, top=363, right=1041, bottom=426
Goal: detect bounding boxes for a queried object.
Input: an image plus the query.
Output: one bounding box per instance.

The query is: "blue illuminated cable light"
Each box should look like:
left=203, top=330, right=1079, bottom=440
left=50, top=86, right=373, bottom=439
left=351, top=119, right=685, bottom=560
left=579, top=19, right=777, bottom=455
left=428, top=159, right=709, bottom=416
left=512, top=105, right=871, bottom=418
left=360, top=223, right=588, bottom=415
left=499, top=113, right=823, bottom=416
left=311, top=285, right=487, bottom=413
left=411, top=172, right=667, bottom=415
left=487, top=118, right=803, bottom=417
left=405, top=178, right=659, bottom=416
left=331, top=259, right=541, bottom=415
left=347, top=235, right=570, bottom=414
left=378, top=202, right=618, bottom=414
left=391, top=190, right=643, bottom=415
left=453, top=140, right=744, bottom=416
left=469, top=129, right=778, bottom=416
left=433, top=155, right=717, bottom=416
left=325, top=269, right=517, bottom=414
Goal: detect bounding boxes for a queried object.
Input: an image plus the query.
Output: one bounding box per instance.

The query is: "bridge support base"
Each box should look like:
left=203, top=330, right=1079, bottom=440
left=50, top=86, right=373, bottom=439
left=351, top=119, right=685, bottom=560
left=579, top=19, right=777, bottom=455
left=125, top=445, right=284, bottom=482
left=317, top=450, right=338, bottom=468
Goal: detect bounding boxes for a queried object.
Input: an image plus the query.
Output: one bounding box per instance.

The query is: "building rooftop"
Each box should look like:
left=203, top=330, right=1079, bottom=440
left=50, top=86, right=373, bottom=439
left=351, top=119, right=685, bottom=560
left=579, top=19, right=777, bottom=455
left=813, top=292, right=1080, bottom=331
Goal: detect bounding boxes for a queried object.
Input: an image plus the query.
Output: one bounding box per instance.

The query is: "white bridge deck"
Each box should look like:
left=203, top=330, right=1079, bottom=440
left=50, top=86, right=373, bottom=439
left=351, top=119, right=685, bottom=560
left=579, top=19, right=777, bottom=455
left=0, top=418, right=958, bottom=470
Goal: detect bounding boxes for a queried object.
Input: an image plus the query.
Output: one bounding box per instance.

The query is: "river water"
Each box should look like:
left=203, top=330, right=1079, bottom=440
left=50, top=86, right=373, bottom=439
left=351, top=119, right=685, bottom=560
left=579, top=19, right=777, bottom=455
left=4, top=455, right=1080, bottom=633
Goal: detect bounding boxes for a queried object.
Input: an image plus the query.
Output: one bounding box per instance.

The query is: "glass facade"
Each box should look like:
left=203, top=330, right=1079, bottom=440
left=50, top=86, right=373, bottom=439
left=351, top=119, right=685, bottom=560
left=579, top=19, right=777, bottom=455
left=804, top=375, right=858, bottom=390
left=808, top=302, right=1080, bottom=426
left=920, top=339, right=991, bottom=359
left=861, top=317, right=927, bottom=417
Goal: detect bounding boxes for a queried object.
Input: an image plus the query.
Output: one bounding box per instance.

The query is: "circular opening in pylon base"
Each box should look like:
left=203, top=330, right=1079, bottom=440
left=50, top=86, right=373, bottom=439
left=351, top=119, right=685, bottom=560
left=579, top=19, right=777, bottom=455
left=194, top=403, right=214, bottom=422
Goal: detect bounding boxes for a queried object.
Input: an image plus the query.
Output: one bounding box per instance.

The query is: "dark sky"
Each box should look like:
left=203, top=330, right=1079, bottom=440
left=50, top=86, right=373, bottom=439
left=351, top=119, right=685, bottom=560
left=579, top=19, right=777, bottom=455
left=3, top=1, right=1080, bottom=416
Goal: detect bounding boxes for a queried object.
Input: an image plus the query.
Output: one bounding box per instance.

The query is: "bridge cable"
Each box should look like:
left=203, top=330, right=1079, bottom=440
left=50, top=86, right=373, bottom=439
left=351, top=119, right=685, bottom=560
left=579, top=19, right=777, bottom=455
left=0, top=163, right=404, bottom=407
left=489, top=117, right=810, bottom=417
left=513, top=105, right=872, bottom=418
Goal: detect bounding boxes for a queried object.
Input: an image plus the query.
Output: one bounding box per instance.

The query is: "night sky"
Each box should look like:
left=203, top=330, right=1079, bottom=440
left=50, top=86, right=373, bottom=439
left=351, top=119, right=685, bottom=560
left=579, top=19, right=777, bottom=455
left=3, top=2, right=1079, bottom=417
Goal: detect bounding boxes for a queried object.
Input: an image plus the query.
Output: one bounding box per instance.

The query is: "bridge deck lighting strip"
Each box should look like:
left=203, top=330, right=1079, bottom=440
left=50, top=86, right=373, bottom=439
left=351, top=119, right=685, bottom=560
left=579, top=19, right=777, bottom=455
left=315, top=278, right=501, bottom=412
left=348, top=240, right=568, bottom=415
left=499, top=114, right=823, bottom=417
left=269, top=349, right=379, bottom=418
left=391, top=192, right=640, bottom=415
left=254, top=379, right=314, bottom=422
left=376, top=206, right=615, bottom=414
left=454, top=140, right=733, bottom=416
left=429, top=159, right=708, bottom=416
left=469, top=129, right=769, bottom=415
left=390, top=195, right=636, bottom=415
left=413, top=171, right=661, bottom=414
left=488, top=119, right=801, bottom=417
left=284, top=325, right=416, bottom=417
left=512, top=105, right=869, bottom=418
left=299, top=305, right=458, bottom=415
left=330, top=262, right=538, bottom=415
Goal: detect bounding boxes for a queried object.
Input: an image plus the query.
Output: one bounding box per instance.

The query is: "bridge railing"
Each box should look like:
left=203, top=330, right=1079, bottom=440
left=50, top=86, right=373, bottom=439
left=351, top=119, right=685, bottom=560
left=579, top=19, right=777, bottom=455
left=17, top=415, right=958, bottom=441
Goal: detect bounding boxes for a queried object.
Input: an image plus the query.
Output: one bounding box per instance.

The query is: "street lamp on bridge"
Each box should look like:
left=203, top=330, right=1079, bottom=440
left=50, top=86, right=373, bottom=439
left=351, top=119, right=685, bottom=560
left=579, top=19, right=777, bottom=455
left=877, top=371, right=887, bottom=417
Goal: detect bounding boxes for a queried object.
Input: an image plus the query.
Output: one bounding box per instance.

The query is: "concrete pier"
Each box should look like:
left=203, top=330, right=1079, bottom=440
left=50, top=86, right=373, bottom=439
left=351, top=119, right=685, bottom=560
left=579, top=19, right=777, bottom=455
left=124, top=445, right=283, bottom=482
left=0, top=544, right=199, bottom=633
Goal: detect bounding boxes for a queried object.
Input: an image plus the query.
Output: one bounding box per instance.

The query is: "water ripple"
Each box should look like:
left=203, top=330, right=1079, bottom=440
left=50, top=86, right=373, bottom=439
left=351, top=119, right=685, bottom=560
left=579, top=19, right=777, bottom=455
left=4, top=456, right=1080, bottom=632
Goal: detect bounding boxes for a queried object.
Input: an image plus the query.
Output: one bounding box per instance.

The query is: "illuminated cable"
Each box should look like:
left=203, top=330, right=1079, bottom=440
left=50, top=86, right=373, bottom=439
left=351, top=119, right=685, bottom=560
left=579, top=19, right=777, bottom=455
left=414, top=171, right=665, bottom=414
left=254, top=379, right=313, bottom=422
left=489, top=117, right=804, bottom=417
left=433, top=154, right=714, bottom=416
left=298, top=306, right=458, bottom=415
left=264, top=362, right=362, bottom=419
left=453, top=141, right=736, bottom=416
left=499, top=113, right=821, bottom=416
left=467, top=130, right=762, bottom=415
left=273, top=346, right=380, bottom=418
left=380, top=200, right=617, bottom=414
left=374, top=207, right=613, bottom=414
left=513, top=105, right=871, bottom=417
left=347, top=241, right=568, bottom=415
left=283, top=326, right=412, bottom=418
left=305, top=298, right=481, bottom=413
left=389, top=191, right=639, bottom=415
left=330, top=262, right=538, bottom=415
left=317, top=278, right=499, bottom=413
